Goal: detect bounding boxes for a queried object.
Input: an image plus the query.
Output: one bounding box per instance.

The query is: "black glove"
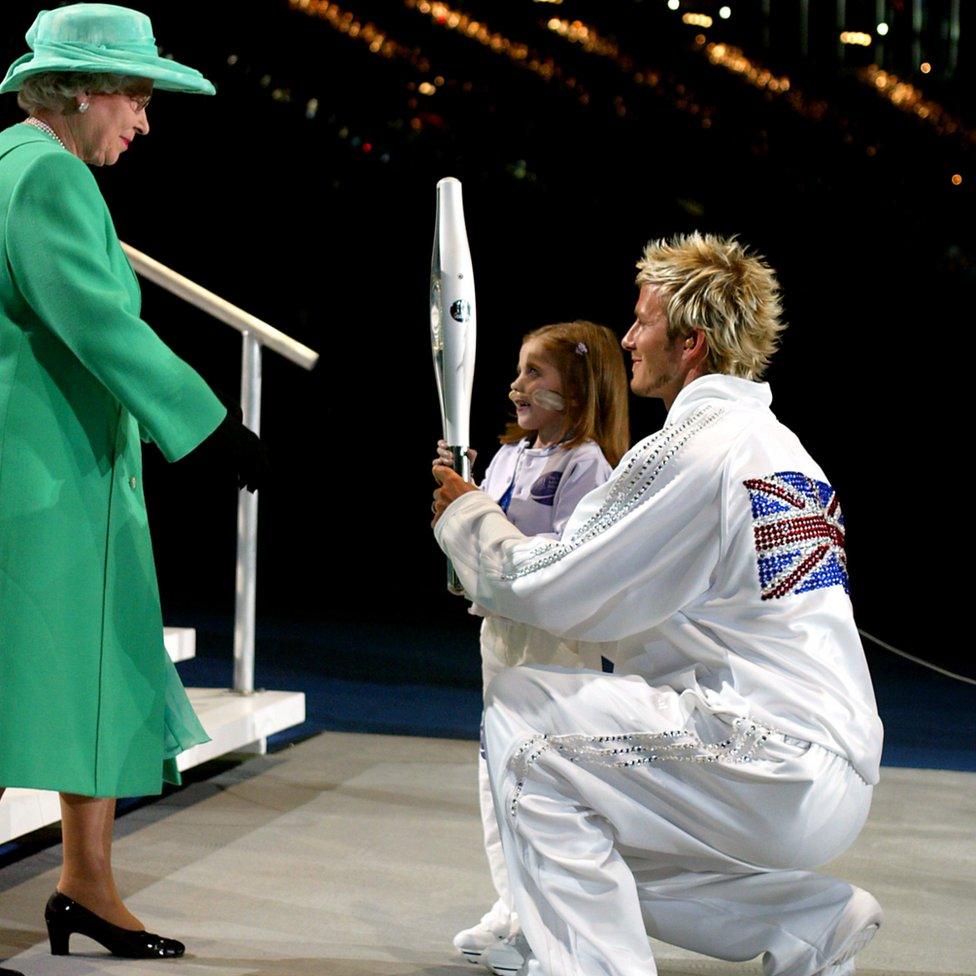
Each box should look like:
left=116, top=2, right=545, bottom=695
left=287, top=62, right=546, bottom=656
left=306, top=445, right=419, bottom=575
left=191, top=412, right=270, bottom=493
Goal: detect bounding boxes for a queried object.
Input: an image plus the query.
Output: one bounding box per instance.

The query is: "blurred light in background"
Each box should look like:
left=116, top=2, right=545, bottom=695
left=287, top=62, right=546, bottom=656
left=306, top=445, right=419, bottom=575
left=289, top=0, right=431, bottom=72
left=683, top=13, right=713, bottom=28
left=706, top=43, right=790, bottom=93
left=876, top=22, right=889, bottom=37
left=860, top=65, right=971, bottom=145
left=406, top=0, right=591, bottom=103
left=840, top=31, right=872, bottom=47
left=547, top=17, right=619, bottom=58
left=719, top=6, right=732, bottom=19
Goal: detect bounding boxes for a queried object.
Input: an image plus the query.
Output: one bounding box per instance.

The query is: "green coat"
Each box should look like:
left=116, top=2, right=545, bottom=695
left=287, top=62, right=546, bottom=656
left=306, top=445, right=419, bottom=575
left=0, top=124, right=225, bottom=797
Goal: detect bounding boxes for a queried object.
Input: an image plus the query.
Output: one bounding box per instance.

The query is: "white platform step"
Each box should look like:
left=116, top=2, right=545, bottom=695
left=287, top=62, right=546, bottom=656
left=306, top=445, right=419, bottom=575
left=175, top=688, right=306, bottom=770
left=0, top=686, right=306, bottom=845
left=163, top=626, right=196, bottom=662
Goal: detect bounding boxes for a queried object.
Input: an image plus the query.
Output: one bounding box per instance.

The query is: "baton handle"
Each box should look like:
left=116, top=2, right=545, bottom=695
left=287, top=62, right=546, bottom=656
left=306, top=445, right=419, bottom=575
left=446, top=446, right=472, bottom=596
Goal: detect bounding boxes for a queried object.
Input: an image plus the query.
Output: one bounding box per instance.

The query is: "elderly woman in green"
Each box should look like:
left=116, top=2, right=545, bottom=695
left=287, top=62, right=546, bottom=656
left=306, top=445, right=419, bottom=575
left=0, top=4, right=265, bottom=967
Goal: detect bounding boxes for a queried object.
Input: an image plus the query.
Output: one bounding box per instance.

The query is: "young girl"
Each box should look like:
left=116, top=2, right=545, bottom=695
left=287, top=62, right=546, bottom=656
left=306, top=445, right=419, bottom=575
left=434, top=320, right=630, bottom=965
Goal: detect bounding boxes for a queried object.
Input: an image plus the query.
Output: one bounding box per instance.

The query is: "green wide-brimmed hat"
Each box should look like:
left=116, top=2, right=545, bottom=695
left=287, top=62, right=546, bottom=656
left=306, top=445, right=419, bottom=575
left=0, top=3, right=215, bottom=95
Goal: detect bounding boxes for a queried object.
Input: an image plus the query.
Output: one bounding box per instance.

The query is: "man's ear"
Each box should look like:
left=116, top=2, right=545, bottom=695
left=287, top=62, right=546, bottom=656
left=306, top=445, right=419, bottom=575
left=683, top=329, right=709, bottom=366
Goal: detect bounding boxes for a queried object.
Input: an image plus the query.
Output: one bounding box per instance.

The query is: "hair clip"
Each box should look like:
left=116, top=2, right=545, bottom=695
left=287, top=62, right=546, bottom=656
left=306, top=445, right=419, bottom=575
left=575, top=342, right=588, bottom=356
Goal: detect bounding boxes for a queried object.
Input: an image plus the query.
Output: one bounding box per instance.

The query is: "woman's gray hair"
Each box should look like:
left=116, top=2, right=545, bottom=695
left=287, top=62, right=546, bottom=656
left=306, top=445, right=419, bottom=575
left=18, top=71, right=140, bottom=114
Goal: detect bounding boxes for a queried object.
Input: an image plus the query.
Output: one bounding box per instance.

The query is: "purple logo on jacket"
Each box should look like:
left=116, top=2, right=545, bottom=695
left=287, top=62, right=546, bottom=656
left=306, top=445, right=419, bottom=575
left=530, top=471, right=563, bottom=506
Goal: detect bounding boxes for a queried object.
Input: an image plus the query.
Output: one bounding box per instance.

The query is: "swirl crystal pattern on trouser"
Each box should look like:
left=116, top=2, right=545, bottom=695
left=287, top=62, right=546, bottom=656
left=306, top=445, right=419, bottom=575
left=501, top=406, right=725, bottom=580
left=506, top=717, right=771, bottom=817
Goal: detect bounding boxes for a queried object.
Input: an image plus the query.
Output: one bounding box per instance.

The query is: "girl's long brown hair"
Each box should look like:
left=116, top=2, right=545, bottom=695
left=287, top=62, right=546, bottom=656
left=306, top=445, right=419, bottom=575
left=500, top=320, right=630, bottom=466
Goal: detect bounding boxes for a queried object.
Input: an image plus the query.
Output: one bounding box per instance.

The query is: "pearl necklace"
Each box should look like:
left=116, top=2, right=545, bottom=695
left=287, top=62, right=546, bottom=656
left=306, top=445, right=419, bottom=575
left=23, top=117, right=66, bottom=150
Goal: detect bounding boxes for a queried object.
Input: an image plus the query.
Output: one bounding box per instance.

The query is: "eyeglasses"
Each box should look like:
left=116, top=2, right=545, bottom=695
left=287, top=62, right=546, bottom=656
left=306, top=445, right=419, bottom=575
left=124, top=92, right=152, bottom=113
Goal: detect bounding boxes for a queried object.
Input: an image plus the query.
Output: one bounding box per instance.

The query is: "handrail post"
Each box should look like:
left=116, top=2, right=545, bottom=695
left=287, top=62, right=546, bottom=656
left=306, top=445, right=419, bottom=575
left=233, top=331, right=262, bottom=694
left=118, top=243, right=318, bottom=699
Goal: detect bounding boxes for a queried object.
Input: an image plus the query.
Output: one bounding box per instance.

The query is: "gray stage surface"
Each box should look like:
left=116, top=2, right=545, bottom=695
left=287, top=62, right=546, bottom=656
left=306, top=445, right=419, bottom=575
left=1, top=732, right=972, bottom=976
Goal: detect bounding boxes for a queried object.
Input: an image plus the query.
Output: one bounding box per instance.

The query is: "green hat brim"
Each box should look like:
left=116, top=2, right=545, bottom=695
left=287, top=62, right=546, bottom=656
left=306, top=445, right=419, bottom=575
left=0, top=49, right=215, bottom=96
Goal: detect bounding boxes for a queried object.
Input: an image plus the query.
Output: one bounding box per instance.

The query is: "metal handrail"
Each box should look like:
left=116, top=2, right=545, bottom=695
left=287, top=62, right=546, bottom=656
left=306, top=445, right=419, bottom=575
left=122, top=244, right=318, bottom=369
left=121, top=241, right=320, bottom=695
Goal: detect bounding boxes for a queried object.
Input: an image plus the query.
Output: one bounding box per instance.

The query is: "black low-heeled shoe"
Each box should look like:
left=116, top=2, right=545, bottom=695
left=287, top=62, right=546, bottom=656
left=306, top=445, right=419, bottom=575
left=44, top=891, right=186, bottom=959
left=1, top=964, right=25, bottom=975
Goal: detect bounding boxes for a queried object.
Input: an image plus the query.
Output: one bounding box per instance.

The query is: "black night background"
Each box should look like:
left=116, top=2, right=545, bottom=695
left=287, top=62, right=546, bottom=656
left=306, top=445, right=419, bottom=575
left=1, top=0, right=972, bottom=740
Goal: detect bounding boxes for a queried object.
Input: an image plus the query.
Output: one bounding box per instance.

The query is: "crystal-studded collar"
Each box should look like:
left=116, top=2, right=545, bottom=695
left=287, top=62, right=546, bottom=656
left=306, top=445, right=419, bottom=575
left=665, top=374, right=772, bottom=428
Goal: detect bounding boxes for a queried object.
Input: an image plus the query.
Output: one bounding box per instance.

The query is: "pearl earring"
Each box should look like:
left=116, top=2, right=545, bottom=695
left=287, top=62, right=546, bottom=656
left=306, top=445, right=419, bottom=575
left=78, top=102, right=89, bottom=113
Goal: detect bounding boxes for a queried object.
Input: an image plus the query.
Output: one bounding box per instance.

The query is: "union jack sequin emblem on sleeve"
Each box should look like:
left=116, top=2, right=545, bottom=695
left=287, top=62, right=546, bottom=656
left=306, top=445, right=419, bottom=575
left=743, top=471, right=849, bottom=600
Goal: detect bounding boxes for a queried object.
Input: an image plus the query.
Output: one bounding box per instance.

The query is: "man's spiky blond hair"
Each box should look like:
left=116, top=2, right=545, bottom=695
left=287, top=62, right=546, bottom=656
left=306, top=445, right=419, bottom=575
left=636, top=233, right=785, bottom=380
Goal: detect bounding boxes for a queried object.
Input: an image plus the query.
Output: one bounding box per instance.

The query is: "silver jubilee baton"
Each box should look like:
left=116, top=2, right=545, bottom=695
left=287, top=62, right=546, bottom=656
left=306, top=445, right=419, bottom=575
left=430, top=176, right=476, bottom=595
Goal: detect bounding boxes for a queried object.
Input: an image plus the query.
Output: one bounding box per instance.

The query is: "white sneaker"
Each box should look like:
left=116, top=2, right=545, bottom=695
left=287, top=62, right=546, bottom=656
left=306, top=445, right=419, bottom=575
left=814, top=888, right=883, bottom=976
left=453, top=901, right=517, bottom=965
left=483, top=934, right=530, bottom=976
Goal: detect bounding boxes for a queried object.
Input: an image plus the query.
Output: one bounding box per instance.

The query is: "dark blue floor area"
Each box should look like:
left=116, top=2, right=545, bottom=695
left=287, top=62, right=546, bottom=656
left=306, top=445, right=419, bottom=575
left=175, top=615, right=485, bottom=745
left=174, top=615, right=976, bottom=772
left=867, top=649, right=975, bottom=770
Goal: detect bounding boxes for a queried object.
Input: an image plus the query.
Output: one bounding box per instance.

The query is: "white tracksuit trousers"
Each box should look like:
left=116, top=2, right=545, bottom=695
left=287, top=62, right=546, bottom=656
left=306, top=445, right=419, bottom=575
left=483, top=665, right=876, bottom=976
left=479, top=618, right=517, bottom=926
left=478, top=617, right=603, bottom=933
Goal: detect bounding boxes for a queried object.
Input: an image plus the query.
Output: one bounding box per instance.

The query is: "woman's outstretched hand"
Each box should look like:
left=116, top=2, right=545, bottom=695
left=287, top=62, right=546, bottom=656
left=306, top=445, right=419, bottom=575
left=186, top=413, right=269, bottom=493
